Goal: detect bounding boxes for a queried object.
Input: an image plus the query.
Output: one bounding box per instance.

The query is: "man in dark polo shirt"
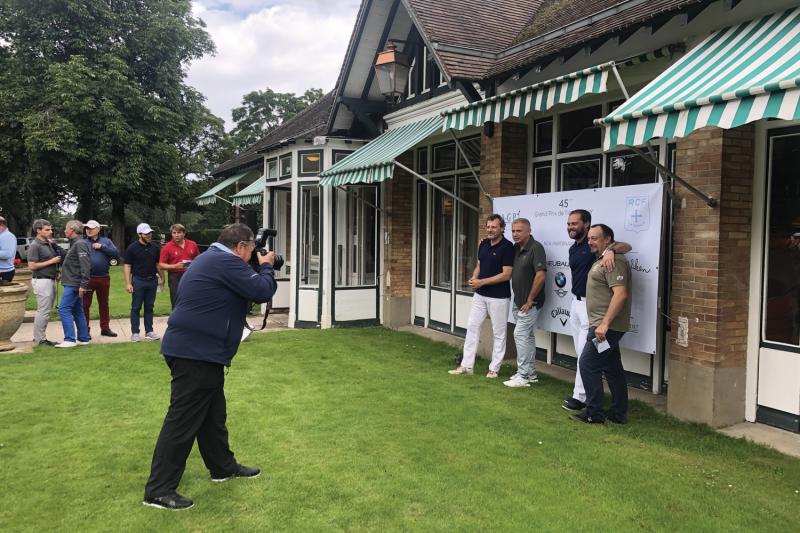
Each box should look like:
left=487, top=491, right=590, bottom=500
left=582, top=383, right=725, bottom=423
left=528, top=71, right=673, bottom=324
left=449, top=214, right=514, bottom=378
left=571, top=223, right=632, bottom=424
left=562, top=209, right=630, bottom=411
left=158, top=223, right=200, bottom=308
left=124, top=223, right=164, bottom=342
left=504, top=218, right=547, bottom=388
left=26, top=219, right=64, bottom=346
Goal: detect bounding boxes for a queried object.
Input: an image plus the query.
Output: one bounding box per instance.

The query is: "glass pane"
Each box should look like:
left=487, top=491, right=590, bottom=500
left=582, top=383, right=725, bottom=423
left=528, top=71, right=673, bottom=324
left=609, top=150, right=659, bottom=186
left=335, top=186, right=377, bottom=287
left=559, top=105, right=602, bottom=152
left=456, top=137, right=481, bottom=169
left=534, top=165, right=551, bottom=193
left=535, top=119, right=553, bottom=155
left=301, top=153, right=321, bottom=175
left=457, top=178, right=480, bottom=292
left=417, top=147, right=428, bottom=174
left=432, top=178, right=454, bottom=289
left=416, top=181, right=427, bottom=286
left=433, top=143, right=456, bottom=172
left=272, top=189, right=291, bottom=277
left=267, top=160, right=278, bottom=180
left=280, top=156, right=291, bottom=177
left=561, top=158, right=600, bottom=191
left=764, top=134, right=800, bottom=345
left=301, top=186, right=320, bottom=286
left=334, top=151, right=352, bottom=164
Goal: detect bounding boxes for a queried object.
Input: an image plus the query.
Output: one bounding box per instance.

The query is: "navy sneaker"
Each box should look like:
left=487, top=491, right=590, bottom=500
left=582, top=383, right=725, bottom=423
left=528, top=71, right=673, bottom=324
left=570, top=411, right=605, bottom=424
left=143, top=492, right=193, bottom=510
left=561, top=397, right=586, bottom=411
left=605, top=411, right=629, bottom=425
left=211, top=464, right=261, bottom=482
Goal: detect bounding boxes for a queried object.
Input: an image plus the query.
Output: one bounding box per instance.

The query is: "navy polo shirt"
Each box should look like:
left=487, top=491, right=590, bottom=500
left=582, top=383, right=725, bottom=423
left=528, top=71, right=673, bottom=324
left=568, top=238, right=595, bottom=298
left=476, top=237, right=514, bottom=299
left=124, top=240, right=161, bottom=279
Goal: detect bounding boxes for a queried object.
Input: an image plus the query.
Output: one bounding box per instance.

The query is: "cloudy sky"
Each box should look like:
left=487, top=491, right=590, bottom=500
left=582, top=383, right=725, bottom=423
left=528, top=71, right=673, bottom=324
left=187, top=0, right=361, bottom=129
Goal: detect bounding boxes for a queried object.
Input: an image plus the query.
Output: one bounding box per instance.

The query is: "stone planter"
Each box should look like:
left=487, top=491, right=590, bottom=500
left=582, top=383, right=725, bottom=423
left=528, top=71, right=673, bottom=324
left=14, top=266, right=32, bottom=295
left=0, top=282, right=28, bottom=352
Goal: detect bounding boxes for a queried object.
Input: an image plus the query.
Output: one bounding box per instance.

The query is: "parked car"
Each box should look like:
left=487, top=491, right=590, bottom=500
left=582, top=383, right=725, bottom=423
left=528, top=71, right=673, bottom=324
left=15, top=237, right=35, bottom=261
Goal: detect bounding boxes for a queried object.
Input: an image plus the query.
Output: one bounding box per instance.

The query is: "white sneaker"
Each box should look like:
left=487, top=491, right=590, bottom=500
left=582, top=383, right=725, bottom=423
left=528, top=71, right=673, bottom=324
left=503, top=375, right=531, bottom=388
left=131, top=334, right=141, bottom=342
left=55, top=341, right=77, bottom=348
left=144, top=331, right=160, bottom=341
left=448, top=366, right=473, bottom=375
left=77, top=340, right=91, bottom=346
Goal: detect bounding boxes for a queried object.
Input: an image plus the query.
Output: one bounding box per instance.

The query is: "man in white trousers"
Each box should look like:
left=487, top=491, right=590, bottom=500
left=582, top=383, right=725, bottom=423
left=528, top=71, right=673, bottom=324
left=562, top=209, right=630, bottom=411
left=449, top=214, right=515, bottom=378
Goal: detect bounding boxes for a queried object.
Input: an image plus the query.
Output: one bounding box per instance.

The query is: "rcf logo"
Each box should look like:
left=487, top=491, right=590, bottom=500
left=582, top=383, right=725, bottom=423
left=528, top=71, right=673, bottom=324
left=551, top=306, right=570, bottom=326
left=554, top=271, right=568, bottom=298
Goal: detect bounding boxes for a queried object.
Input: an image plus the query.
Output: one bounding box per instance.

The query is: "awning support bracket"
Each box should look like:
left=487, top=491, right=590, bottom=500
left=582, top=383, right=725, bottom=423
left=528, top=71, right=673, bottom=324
left=625, top=145, right=717, bottom=208
left=392, top=160, right=481, bottom=213
left=447, top=129, right=494, bottom=204
left=334, top=185, right=388, bottom=215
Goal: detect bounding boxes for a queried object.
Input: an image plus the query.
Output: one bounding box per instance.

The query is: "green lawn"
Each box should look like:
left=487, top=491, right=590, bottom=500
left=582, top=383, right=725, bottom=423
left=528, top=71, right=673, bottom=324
left=1, top=328, right=798, bottom=531
left=24, top=265, right=172, bottom=320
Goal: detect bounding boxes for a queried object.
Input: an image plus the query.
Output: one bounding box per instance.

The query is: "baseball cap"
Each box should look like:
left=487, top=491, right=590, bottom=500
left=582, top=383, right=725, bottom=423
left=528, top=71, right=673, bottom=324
left=136, top=223, right=153, bottom=234
left=85, top=220, right=107, bottom=229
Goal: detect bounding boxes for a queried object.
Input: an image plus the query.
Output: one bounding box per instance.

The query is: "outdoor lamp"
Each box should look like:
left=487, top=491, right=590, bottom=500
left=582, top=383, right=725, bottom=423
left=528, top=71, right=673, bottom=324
left=374, top=42, right=410, bottom=102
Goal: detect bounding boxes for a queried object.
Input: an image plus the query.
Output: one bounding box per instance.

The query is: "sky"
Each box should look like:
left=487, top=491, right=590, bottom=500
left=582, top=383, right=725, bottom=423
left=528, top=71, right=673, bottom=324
left=187, top=0, right=362, bottom=130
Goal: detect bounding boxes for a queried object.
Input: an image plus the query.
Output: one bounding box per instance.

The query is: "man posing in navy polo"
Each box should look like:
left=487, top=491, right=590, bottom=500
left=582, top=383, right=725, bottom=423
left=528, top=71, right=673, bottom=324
left=143, top=223, right=277, bottom=511
left=561, top=209, right=630, bottom=412
left=449, top=214, right=514, bottom=378
left=124, top=223, right=163, bottom=342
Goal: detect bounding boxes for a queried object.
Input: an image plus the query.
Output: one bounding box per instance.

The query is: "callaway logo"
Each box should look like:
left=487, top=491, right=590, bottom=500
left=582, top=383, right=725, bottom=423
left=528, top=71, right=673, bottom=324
left=551, top=306, right=570, bottom=326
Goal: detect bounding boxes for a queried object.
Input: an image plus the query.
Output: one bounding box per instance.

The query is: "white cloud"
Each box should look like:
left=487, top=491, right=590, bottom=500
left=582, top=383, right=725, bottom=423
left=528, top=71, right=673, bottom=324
left=188, top=1, right=361, bottom=130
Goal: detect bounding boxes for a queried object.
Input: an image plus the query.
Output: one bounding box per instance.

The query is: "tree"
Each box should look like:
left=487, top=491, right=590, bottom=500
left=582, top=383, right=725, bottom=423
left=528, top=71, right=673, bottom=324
left=229, top=87, right=324, bottom=151
left=0, top=0, right=215, bottom=247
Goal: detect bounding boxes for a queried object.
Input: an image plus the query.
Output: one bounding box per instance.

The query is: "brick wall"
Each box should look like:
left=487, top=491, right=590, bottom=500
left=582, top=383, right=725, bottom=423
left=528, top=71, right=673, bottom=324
left=670, top=124, right=754, bottom=369
left=480, top=122, right=528, bottom=214
left=384, top=152, right=414, bottom=297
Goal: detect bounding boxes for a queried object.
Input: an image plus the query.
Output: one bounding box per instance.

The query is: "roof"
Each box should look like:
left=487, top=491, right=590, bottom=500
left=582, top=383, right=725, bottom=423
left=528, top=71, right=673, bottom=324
left=212, top=92, right=335, bottom=176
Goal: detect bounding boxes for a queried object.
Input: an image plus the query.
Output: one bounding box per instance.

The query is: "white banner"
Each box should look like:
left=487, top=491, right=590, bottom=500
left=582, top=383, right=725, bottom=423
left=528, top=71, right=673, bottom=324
left=495, top=183, right=664, bottom=354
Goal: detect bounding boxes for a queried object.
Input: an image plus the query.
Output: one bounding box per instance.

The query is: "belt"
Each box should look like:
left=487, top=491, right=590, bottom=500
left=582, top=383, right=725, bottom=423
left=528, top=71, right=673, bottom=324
left=134, top=275, right=157, bottom=281
left=575, top=295, right=583, bottom=301
left=32, top=275, right=56, bottom=280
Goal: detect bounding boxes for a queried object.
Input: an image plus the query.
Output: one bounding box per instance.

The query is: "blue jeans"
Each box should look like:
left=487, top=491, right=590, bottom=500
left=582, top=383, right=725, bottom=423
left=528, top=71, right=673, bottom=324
left=579, top=327, right=627, bottom=420
left=512, top=304, right=540, bottom=380
left=131, top=276, right=157, bottom=334
left=58, top=286, right=90, bottom=342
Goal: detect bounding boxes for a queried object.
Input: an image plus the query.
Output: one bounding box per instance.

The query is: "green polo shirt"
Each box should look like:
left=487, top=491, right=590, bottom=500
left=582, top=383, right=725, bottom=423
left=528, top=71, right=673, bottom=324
left=586, top=253, right=632, bottom=332
left=511, top=237, right=547, bottom=309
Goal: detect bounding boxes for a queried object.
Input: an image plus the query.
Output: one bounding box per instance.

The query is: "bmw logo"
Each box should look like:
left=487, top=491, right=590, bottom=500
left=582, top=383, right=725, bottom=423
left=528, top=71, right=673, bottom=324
left=555, top=272, right=567, bottom=288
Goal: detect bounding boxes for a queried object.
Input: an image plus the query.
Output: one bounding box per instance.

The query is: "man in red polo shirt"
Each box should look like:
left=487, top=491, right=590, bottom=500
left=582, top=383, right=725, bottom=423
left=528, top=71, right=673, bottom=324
left=158, top=224, right=200, bottom=307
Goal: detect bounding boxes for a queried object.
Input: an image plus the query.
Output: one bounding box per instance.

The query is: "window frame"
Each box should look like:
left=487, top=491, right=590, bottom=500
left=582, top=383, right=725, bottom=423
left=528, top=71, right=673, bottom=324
left=279, top=153, right=292, bottom=178
left=298, top=149, right=324, bottom=177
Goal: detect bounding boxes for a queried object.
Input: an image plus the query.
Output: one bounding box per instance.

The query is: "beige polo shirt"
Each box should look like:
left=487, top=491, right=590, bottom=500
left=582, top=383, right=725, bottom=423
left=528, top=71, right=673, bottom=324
left=586, top=253, right=632, bottom=332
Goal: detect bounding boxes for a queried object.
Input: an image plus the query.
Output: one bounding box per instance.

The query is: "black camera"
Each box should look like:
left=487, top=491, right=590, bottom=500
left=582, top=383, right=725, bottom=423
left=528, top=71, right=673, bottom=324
left=251, top=228, right=284, bottom=271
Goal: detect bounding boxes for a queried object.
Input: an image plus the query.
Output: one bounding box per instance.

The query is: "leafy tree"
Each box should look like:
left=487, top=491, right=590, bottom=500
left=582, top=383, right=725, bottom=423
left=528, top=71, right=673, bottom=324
left=230, top=87, right=324, bottom=151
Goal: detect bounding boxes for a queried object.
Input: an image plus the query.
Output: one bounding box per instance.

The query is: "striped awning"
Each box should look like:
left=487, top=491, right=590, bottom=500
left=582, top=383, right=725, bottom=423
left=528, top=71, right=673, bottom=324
left=195, top=170, right=252, bottom=206
left=319, top=116, right=443, bottom=186
left=601, top=7, right=800, bottom=150
left=442, top=46, right=676, bottom=132
left=231, top=175, right=266, bottom=206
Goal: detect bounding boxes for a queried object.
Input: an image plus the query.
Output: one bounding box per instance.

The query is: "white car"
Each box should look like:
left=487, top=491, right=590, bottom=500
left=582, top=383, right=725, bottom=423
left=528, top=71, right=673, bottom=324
left=16, top=237, right=35, bottom=261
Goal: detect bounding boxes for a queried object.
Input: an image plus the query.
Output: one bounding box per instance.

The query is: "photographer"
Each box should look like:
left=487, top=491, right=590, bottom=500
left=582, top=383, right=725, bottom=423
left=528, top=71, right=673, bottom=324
left=143, top=223, right=277, bottom=511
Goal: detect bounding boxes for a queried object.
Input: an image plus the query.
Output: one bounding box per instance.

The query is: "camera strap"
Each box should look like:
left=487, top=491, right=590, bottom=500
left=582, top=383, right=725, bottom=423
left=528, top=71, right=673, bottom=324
left=245, top=300, right=272, bottom=332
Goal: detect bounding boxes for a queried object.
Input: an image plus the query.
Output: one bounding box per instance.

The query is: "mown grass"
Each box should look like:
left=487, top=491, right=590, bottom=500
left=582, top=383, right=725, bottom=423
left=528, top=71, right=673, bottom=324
left=1, top=328, right=798, bottom=531
left=24, top=265, right=172, bottom=320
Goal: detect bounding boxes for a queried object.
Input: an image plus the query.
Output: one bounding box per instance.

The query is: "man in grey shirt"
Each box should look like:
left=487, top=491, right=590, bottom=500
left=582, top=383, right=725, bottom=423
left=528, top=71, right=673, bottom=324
left=55, top=220, right=91, bottom=348
left=26, top=219, right=64, bottom=346
left=504, top=218, right=547, bottom=388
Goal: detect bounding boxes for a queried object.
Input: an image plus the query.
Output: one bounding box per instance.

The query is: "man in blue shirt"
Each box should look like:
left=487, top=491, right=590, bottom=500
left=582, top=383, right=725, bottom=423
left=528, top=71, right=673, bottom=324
left=82, top=220, right=120, bottom=337
left=0, top=216, right=17, bottom=282
left=449, top=214, right=514, bottom=378
left=562, top=209, right=630, bottom=411
left=143, top=223, right=277, bottom=511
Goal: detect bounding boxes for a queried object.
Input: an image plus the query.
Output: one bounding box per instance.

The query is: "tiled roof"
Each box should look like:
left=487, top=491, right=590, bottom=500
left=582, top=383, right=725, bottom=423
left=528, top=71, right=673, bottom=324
left=213, top=92, right=335, bottom=176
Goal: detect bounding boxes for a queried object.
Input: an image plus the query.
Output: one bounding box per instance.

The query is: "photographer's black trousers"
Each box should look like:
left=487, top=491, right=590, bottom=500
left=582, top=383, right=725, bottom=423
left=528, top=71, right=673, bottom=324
left=144, top=357, right=239, bottom=498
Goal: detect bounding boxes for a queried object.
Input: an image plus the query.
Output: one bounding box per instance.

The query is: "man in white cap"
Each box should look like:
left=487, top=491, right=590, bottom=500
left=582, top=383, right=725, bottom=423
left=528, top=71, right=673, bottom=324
left=124, top=223, right=164, bottom=342
left=82, top=220, right=120, bottom=337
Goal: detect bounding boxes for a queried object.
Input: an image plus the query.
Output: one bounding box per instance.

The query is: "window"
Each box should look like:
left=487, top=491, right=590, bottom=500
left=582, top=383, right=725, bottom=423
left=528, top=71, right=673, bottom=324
left=561, top=158, right=601, bottom=191
left=433, top=142, right=456, bottom=172
left=432, top=178, right=454, bottom=289
left=299, top=150, right=323, bottom=176
left=271, top=188, right=292, bottom=277
left=608, top=149, right=660, bottom=187
left=534, top=119, right=553, bottom=156
left=279, top=154, right=292, bottom=178
left=416, top=181, right=427, bottom=286
left=417, top=147, right=428, bottom=174
left=457, top=178, right=480, bottom=292
left=533, top=164, right=552, bottom=193
left=266, top=159, right=278, bottom=181
left=333, top=150, right=353, bottom=165
left=335, top=186, right=378, bottom=286
left=300, top=185, right=320, bottom=286
left=456, top=137, right=481, bottom=169
left=559, top=105, right=602, bottom=152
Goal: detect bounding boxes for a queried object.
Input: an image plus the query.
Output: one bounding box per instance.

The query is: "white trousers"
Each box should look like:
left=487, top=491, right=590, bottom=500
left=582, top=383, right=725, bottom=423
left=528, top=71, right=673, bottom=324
left=461, top=293, right=510, bottom=372
left=569, top=298, right=590, bottom=402
left=32, top=278, right=56, bottom=343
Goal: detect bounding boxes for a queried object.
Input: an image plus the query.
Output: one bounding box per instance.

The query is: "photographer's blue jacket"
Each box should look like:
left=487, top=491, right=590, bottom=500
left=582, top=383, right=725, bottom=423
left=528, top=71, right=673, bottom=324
left=160, top=244, right=277, bottom=366
left=84, top=236, right=119, bottom=277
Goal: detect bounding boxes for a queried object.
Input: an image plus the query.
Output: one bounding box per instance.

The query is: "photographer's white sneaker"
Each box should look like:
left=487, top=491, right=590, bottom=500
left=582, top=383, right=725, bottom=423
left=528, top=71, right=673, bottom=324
left=131, top=333, right=141, bottom=342
left=144, top=331, right=160, bottom=341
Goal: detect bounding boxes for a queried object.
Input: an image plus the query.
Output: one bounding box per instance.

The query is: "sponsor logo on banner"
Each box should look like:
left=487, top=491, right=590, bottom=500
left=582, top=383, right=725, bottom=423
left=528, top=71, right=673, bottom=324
left=551, top=306, right=570, bottom=326
left=625, top=196, right=650, bottom=233
left=554, top=271, right=568, bottom=297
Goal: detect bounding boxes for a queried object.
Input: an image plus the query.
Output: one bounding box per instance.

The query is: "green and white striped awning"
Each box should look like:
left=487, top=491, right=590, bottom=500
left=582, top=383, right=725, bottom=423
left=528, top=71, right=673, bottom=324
left=231, top=175, right=266, bottom=206
left=319, top=116, right=443, bottom=186
left=195, top=170, right=252, bottom=206
left=601, top=7, right=800, bottom=150
left=442, top=46, right=677, bottom=132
